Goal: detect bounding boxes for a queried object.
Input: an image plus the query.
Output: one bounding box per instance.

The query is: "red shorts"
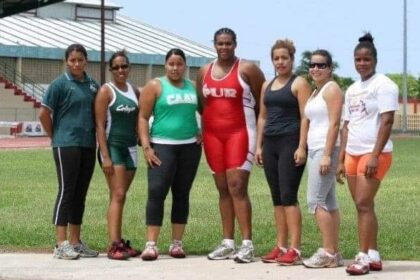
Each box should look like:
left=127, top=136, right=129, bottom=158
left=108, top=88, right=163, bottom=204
left=344, top=152, right=392, bottom=181
left=203, top=126, right=255, bottom=173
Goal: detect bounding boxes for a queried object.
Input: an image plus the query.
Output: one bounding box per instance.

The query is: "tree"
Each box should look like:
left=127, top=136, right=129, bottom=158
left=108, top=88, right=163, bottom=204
left=386, top=73, right=420, bottom=99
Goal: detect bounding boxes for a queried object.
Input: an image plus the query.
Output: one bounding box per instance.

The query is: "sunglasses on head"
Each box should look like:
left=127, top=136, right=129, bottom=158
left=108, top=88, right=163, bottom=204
left=111, top=64, right=129, bottom=71
left=309, top=62, right=328, bottom=69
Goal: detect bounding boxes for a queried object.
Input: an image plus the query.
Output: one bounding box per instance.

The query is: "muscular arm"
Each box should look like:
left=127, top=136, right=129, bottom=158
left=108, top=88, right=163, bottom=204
left=38, top=106, right=53, bottom=138
left=241, top=61, right=265, bottom=116
left=365, top=111, right=395, bottom=177
left=195, top=66, right=207, bottom=115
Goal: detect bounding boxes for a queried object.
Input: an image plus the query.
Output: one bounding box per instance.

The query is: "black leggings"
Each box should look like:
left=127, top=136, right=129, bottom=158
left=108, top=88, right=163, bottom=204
left=146, top=143, right=202, bottom=226
left=52, top=147, right=96, bottom=226
left=262, top=134, right=305, bottom=206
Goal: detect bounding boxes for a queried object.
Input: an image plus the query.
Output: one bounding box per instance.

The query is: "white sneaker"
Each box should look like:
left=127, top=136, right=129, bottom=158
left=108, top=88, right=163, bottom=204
left=207, top=241, right=235, bottom=260
left=234, top=241, right=254, bottom=263
left=53, top=240, right=80, bottom=260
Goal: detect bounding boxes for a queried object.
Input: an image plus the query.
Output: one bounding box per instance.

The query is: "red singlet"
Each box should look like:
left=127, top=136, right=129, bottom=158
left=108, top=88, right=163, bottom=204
left=201, top=59, right=256, bottom=173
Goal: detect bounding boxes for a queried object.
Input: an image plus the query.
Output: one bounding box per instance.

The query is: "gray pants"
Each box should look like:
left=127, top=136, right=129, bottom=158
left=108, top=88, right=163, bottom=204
left=306, top=147, right=339, bottom=214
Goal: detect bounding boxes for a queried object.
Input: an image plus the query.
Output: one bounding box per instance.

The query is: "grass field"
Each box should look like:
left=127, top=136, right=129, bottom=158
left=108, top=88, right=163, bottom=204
left=0, top=138, right=419, bottom=260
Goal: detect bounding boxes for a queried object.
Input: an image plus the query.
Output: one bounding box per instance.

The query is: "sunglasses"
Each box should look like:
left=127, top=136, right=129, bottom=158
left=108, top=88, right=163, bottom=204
left=309, top=62, right=328, bottom=69
left=111, top=64, right=129, bottom=71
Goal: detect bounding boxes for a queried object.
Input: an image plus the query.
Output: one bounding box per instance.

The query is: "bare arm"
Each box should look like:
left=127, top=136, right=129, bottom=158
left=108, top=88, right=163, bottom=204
left=319, top=82, right=343, bottom=175
left=336, top=120, right=349, bottom=184
left=241, top=61, right=265, bottom=116
left=195, top=66, right=207, bottom=115
left=38, top=106, right=53, bottom=138
left=138, top=79, right=161, bottom=167
left=365, top=111, right=395, bottom=178
left=95, top=85, right=113, bottom=175
left=292, top=76, right=311, bottom=166
left=255, top=80, right=269, bottom=166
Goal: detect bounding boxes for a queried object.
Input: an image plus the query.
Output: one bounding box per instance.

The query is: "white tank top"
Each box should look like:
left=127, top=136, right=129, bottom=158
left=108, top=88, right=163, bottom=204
left=304, top=81, right=340, bottom=150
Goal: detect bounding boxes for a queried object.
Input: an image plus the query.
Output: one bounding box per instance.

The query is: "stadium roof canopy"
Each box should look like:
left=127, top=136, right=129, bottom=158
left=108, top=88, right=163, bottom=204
left=0, top=0, right=216, bottom=66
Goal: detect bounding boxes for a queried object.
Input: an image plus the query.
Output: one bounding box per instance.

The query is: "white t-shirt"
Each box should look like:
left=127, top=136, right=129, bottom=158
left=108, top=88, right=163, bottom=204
left=305, top=81, right=340, bottom=150
left=344, top=73, right=399, bottom=155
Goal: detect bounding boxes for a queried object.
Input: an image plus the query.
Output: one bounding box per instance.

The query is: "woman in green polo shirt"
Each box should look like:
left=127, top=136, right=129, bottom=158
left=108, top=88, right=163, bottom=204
left=138, top=48, right=202, bottom=260
left=39, top=43, right=99, bottom=260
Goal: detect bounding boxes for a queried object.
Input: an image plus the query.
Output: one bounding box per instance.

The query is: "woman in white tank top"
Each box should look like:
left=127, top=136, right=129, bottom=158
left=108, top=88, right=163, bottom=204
left=303, top=49, right=344, bottom=268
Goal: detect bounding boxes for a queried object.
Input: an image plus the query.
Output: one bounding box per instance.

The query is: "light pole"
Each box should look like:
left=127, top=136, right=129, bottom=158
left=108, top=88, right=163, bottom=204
left=402, top=0, right=408, bottom=132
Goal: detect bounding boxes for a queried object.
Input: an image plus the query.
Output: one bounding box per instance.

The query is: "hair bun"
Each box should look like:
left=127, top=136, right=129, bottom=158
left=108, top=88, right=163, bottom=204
left=358, top=32, right=374, bottom=44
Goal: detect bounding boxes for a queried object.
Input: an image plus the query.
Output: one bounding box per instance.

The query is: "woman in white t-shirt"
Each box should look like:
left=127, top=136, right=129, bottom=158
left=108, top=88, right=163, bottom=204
left=337, top=33, right=399, bottom=276
left=303, top=49, right=344, bottom=269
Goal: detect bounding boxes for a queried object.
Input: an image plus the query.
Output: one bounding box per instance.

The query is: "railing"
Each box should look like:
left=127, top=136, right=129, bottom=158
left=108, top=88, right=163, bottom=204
left=0, top=63, right=45, bottom=101
left=393, top=114, right=420, bottom=134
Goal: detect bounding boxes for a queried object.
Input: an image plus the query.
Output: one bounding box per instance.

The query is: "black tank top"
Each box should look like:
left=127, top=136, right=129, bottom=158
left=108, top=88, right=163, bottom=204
left=263, top=75, right=301, bottom=136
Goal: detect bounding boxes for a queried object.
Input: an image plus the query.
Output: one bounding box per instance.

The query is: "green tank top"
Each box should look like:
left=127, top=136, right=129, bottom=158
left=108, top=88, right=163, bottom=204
left=106, top=82, right=139, bottom=146
left=151, top=77, right=199, bottom=143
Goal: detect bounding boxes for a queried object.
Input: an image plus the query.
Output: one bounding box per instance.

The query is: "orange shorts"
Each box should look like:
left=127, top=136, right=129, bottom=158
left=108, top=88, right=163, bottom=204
left=344, top=152, right=392, bottom=181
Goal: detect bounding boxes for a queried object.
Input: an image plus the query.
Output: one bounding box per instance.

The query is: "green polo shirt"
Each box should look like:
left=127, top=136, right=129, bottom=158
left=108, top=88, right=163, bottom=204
left=42, top=71, right=99, bottom=148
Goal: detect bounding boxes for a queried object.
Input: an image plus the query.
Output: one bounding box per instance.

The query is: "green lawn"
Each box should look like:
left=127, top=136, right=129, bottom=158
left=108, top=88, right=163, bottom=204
left=0, top=138, right=419, bottom=260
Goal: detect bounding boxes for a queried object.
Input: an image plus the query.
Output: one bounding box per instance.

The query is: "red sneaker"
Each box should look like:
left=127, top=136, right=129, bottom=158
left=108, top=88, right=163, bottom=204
left=276, top=248, right=302, bottom=266
left=369, top=260, right=383, bottom=271
left=107, top=241, right=130, bottom=260
left=121, top=239, right=141, bottom=257
left=261, top=246, right=283, bottom=263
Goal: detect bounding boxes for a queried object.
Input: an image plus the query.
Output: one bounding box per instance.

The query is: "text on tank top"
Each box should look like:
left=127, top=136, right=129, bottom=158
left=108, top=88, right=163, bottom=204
left=106, top=82, right=138, bottom=146
left=201, top=59, right=255, bottom=132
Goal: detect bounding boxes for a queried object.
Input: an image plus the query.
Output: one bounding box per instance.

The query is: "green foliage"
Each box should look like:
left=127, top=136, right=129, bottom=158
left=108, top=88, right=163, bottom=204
left=387, top=73, right=420, bottom=98
left=1, top=138, right=420, bottom=260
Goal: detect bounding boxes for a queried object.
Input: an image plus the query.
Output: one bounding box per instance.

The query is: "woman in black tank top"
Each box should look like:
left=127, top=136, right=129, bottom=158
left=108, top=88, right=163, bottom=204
left=255, top=39, right=311, bottom=265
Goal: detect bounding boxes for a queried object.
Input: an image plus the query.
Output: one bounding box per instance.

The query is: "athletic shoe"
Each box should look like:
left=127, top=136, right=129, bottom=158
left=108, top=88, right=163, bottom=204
left=234, top=242, right=254, bottom=263
left=121, top=239, right=141, bottom=257
left=369, top=260, right=383, bottom=271
left=107, top=241, right=130, bottom=260
left=207, top=241, right=235, bottom=260
left=141, top=241, right=159, bottom=261
left=73, top=240, right=99, bottom=258
left=303, top=248, right=344, bottom=268
left=169, top=241, right=186, bottom=258
left=261, top=246, right=284, bottom=263
left=346, top=253, right=370, bottom=275
left=276, top=248, right=302, bottom=266
left=53, top=240, right=80, bottom=260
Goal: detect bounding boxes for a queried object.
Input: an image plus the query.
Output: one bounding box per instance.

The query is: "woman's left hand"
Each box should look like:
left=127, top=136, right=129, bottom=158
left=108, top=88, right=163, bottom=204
left=319, top=155, right=331, bottom=176
left=294, top=147, right=307, bottom=166
left=365, top=154, right=378, bottom=178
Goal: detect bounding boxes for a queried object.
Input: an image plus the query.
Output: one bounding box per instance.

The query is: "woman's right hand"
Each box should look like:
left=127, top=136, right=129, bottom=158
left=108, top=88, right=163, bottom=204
left=143, top=147, right=162, bottom=167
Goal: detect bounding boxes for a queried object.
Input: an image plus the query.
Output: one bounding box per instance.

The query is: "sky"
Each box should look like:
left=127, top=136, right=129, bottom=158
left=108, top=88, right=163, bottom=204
left=114, top=0, right=420, bottom=80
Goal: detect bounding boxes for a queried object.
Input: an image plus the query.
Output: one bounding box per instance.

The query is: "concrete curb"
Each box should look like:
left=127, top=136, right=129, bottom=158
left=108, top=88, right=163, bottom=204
left=1, top=253, right=420, bottom=280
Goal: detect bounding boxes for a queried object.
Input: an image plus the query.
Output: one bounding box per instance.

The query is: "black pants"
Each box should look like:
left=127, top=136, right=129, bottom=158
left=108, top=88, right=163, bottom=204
left=146, top=143, right=202, bottom=226
left=262, top=133, right=305, bottom=206
left=52, top=147, right=96, bottom=226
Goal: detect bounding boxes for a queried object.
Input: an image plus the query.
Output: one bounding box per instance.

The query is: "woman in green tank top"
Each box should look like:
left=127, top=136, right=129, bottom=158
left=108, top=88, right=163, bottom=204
left=138, top=48, right=202, bottom=260
left=95, top=50, right=141, bottom=260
